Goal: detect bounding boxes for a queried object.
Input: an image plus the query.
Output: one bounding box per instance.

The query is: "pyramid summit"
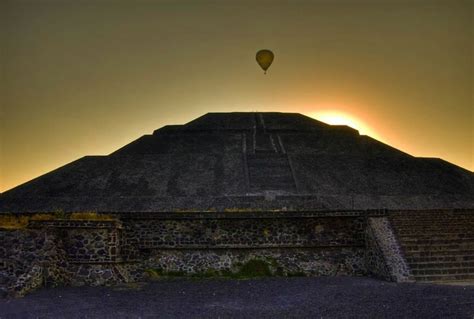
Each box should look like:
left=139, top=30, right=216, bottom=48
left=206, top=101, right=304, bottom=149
left=1, top=112, right=473, bottom=212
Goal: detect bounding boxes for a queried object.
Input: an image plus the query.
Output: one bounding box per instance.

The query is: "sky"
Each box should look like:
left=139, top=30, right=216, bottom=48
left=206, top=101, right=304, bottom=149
left=1, top=0, right=473, bottom=192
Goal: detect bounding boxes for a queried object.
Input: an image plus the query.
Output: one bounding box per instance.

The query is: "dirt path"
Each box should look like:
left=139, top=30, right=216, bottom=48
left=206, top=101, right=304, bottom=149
left=1, top=277, right=473, bottom=318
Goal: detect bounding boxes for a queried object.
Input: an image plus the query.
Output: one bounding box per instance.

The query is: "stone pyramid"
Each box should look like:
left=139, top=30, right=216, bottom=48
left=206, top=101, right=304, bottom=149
left=1, top=112, right=473, bottom=212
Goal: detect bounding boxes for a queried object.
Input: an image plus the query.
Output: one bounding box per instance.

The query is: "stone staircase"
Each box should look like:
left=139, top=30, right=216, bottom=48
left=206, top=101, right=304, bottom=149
left=390, top=211, right=474, bottom=282
left=245, top=113, right=297, bottom=193
left=247, top=153, right=296, bottom=193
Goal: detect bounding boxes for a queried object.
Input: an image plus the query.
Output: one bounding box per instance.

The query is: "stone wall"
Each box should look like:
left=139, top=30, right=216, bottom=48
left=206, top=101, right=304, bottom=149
left=0, top=229, right=70, bottom=297
left=1, top=211, right=418, bottom=298
left=120, top=215, right=365, bottom=259
left=29, top=220, right=122, bottom=263
left=117, top=214, right=367, bottom=280
left=365, top=217, right=413, bottom=282
left=1, top=219, right=126, bottom=297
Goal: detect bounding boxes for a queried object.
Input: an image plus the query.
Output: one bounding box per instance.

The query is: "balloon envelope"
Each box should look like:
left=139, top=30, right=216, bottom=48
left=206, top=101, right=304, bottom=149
left=256, top=49, right=274, bottom=73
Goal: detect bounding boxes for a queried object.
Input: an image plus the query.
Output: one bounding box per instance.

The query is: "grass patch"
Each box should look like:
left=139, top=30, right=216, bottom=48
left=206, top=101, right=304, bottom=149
left=0, top=214, right=56, bottom=230
left=145, top=268, right=186, bottom=279
left=144, top=259, right=292, bottom=281
left=234, top=259, right=272, bottom=278
left=0, top=215, right=30, bottom=229
left=0, top=212, right=115, bottom=230
left=69, top=212, right=115, bottom=221
left=287, top=271, right=307, bottom=277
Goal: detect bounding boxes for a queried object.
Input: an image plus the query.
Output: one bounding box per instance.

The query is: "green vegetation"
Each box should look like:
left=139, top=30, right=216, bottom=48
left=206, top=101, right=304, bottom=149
left=0, top=211, right=116, bottom=230
left=236, top=259, right=272, bottom=278
left=0, top=215, right=30, bottom=229
left=0, top=214, right=56, bottom=229
left=144, top=258, right=308, bottom=280
left=145, top=268, right=186, bottom=279
left=287, top=271, right=306, bottom=277
left=68, top=212, right=115, bottom=221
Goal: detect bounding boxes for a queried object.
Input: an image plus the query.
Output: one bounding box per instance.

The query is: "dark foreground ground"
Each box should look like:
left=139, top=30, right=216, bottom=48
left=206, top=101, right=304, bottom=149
left=1, top=277, right=473, bottom=319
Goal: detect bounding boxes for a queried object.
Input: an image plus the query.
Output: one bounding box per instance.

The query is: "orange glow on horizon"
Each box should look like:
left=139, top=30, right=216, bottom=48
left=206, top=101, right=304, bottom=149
left=305, top=110, right=384, bottom=142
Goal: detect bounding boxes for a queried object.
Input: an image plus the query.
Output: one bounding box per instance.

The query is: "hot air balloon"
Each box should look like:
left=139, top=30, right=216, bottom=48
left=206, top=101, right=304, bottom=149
left=256, top=49, right=274, bottom=74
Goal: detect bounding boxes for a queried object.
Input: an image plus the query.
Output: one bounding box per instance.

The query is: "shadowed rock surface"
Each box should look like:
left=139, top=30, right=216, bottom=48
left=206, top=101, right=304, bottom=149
left=1, top=112, right=473, bottom=212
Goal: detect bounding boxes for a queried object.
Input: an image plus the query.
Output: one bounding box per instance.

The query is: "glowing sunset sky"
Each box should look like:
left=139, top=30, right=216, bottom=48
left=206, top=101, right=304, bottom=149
left=1, top=0, right=472, bottom=192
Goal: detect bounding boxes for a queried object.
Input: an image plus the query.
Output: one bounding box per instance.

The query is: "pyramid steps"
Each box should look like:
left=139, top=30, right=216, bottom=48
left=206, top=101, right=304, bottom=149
left=409, top=261, right=474, bottom=269
left=405, top=249, right=474, bottom=258
left=247, top=153, right=296, bottom=192
left=395, top=229, right=474, bottom=234
left=394, top=221, right=474, bottom=226
left=390, top=212, right=474, bottom=283
left=397, top=233, right=474, bottom=239
left=411, top=267, right=474, bottom=275
left=402, top=245, right=474, bottom=252
left=414, top=274, right=474, bottom=282
left=406, top=255, right=474, bottom=263
left=398, top=238, right=474, bottom=244
left=392, top=219, right=474, bottom=225
left=395, top=224, right=474, bottom=229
